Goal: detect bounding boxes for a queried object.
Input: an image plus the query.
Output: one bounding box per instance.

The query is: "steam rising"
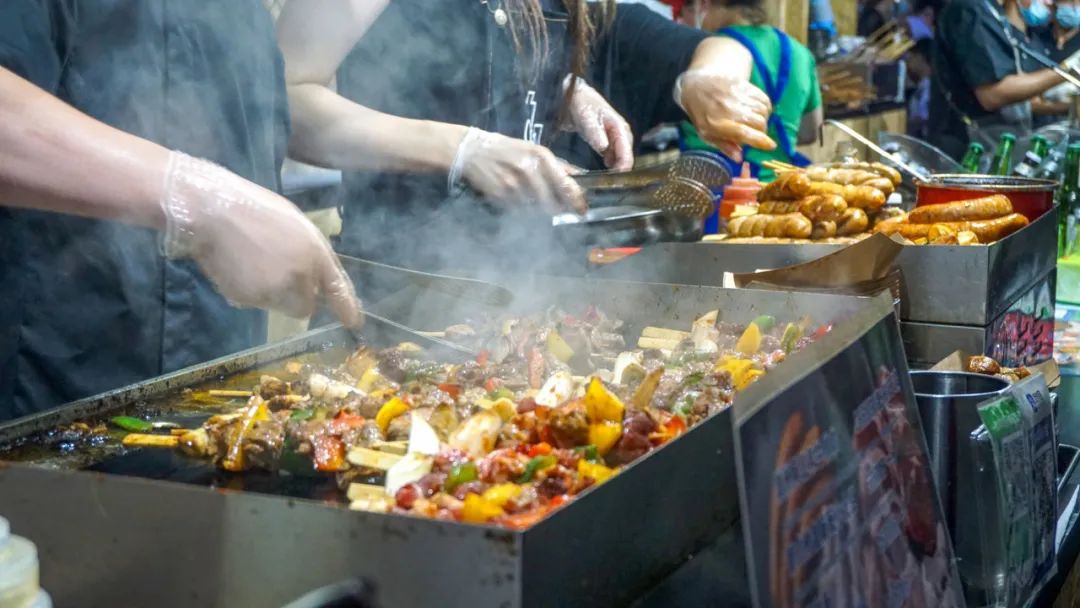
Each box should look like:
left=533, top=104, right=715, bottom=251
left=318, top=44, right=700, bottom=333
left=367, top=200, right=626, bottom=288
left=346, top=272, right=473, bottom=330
left=329, top=0, right=592, bottom=310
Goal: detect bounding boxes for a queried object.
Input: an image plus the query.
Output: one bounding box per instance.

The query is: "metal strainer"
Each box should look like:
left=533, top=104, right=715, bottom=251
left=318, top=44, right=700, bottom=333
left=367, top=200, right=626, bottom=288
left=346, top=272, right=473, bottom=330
left=649, top=176, right=715, bottom=218
left=669, top=151, right=732, bottom=189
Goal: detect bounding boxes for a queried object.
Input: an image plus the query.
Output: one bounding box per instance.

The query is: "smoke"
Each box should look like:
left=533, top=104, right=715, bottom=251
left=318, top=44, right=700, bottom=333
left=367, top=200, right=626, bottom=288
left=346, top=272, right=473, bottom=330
left=321, top=0, right=604, bottom=315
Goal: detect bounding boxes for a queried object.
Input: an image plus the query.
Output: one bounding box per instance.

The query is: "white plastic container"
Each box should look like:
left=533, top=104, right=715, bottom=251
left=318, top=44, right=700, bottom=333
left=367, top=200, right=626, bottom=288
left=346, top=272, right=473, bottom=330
left=0, top=516, right=41, bottom=608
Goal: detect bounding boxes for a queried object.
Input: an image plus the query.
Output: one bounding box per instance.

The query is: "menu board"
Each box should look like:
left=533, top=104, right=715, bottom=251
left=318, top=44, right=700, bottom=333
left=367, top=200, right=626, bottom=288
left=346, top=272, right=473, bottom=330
left=734, top=319, right=965, bottom=608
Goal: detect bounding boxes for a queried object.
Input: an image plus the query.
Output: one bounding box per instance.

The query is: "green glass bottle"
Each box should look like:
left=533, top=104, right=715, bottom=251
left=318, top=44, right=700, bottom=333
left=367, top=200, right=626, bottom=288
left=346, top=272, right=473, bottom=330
left=961, top=142, right=985, bottom=173
left=1015, top=135, right=1050, bottom=178
left=989, top=133, right=1016, bottom=176
left=1058, top=143, right=1080, bottom=258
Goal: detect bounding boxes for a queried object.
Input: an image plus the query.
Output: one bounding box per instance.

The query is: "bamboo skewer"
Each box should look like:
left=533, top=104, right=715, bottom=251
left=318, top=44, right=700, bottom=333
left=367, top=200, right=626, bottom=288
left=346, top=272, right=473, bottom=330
left=208, top=389, right=253, bottom=398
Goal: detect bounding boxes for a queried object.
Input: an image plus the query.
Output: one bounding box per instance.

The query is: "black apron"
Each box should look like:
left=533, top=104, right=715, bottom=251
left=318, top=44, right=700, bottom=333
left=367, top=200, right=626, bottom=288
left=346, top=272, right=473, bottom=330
left=334, top=0, right=572, bottom=277
left=0, top=0, right=290, bottom=419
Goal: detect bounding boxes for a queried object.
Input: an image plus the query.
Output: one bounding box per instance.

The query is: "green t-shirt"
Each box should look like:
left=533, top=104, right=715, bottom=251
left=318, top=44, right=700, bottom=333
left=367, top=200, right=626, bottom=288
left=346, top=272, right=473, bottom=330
left=681, top=25, right=822, bottom=181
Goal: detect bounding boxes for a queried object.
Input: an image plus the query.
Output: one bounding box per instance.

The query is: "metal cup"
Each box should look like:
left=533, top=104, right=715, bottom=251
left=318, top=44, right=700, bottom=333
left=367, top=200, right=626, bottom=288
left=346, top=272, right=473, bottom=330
left=909, top=370, right=1010, bottom=599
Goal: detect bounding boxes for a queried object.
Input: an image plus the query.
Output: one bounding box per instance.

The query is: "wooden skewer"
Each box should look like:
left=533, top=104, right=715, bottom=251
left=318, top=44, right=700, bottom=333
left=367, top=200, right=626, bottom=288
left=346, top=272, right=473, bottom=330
left=880, top=39, right=916, bottom=62
left=208, top=389, right=253, bottom=398
left=122, top=434, right=180, bottom=448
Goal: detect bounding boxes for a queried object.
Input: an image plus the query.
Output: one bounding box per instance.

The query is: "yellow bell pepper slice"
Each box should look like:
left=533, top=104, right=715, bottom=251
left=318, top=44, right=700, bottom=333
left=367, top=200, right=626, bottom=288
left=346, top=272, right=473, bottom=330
left=736, top=322, right=762, bottom=355
left=584, top=377, right=625, bottom=423
left=546, top=331, right=575, bottom=363
left=462, top=493, right=505, bottom=523
left=356, top=368, right=383, bottom=392
left=375, top=397, right=410, bottom=436
left=589, top=421, right=623, bottom=456
left=735, top=369, right=764, bottom=391
left=577, top=459, right=615, bottom=484
left=477, top=397, right=516, bottom=421
left=481, top=483, right=523, bottom=507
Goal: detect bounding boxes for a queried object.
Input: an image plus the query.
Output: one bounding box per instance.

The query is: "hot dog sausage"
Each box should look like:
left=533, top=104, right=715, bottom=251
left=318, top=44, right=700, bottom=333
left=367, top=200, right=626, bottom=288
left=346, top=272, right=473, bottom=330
left=758, top=172, right=812, bottom=201
left=728, top=213, right=813, bottom=239
left=758, top=201, right=801, bottom=215
left=906, top=195, right=1013, bottom=224
left=804, top=167, right=895, bottom=195
left=811, top=220, right=837, bottom=240
left=874, top=213, right=1029, bottom=243
left=966, top=213, right=1029, bottom=242
left=837, top=207, right=869, bottom=236
left=799, top=194, right=848, bottom=222
left=807, top=182, right=887, bottom=209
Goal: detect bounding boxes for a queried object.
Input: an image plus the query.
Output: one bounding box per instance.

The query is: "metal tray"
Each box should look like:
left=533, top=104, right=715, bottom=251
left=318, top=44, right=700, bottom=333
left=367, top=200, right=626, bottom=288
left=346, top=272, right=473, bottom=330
left=584, top=206, right=1058, bottom=327
left=0, top=280, right=893, bottom=608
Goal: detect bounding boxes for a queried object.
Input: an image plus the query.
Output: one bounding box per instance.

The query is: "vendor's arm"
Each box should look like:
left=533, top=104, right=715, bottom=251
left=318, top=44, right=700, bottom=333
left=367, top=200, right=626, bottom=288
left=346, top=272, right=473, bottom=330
left=676, top=37, right=776, bottom=158
left=974, top=69, right=1064, bottom=112
left=279, top=0, right=584, bottom=212
left=0, top=67, right=361, bottom=325
left=797, top=60, right=825, bottom=146
left=798, top=107, right=824, bottom=146
left=1030, top=95, right=1070, bottom=115
left=595, top=7, right=773, bottom=158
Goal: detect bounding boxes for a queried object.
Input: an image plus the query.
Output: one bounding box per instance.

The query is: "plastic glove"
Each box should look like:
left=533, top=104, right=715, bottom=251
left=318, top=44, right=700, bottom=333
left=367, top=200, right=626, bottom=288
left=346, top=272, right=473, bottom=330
left=674, top=69, right=777, bottom=161
left=161, top=151, right=362, bottom=326
left=449, top=127, right=586, bottom=214
left=563, top=76, right=634, bottom=171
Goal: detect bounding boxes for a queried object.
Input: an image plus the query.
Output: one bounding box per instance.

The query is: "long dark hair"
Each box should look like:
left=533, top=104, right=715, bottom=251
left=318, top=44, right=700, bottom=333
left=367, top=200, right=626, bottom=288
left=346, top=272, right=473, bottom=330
left=506, top=0, right=616, bottom=113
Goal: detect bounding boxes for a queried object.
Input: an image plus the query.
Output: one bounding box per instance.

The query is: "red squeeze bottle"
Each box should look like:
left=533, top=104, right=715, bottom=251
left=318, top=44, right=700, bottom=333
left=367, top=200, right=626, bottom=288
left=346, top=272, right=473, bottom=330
left=718, top=163, right=761, bottom=220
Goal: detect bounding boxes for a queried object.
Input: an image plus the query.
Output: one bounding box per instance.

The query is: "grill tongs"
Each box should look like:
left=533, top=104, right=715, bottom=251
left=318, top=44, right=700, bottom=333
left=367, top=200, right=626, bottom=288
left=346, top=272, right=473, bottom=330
left=337, top=255, right=515, bottom=358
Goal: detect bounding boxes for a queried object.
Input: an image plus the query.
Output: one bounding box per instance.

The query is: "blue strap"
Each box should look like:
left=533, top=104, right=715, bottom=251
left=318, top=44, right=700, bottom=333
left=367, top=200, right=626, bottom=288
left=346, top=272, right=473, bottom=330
left=715, top=27, right=811, bottom=168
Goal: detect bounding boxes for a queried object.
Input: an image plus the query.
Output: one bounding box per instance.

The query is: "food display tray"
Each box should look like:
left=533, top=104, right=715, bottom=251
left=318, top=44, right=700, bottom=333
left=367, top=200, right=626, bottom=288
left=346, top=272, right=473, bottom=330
left=0, top=279, right=897, bottom=608
left=585, top=207, right=1058, bottom=328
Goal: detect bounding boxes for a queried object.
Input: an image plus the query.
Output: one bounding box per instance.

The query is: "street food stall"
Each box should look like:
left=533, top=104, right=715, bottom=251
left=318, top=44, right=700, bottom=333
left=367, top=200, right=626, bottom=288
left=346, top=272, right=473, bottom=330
left=3, top=1, right=1080, bottom=606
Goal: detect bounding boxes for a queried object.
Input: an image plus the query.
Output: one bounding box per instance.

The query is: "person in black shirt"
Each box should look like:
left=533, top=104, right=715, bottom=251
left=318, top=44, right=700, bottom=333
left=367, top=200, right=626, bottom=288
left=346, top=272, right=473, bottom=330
left=280, top=1, right=774, bottom=273
left=1047, top=0, right=1080, bottom=61
left=929, top=0, right=1076, bottom=160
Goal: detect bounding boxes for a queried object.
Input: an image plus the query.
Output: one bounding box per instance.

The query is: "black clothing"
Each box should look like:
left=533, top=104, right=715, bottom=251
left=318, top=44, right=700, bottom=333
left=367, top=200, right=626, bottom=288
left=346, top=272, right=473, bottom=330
left=555, top=5, right=708, bottom=169
left=334, top=0, right=572, bottom=273
left=929, top=0, right=1054, bottom=159
left=858, top=5, right=888, bottom=37
left=0, top=0, right=289, bottom=419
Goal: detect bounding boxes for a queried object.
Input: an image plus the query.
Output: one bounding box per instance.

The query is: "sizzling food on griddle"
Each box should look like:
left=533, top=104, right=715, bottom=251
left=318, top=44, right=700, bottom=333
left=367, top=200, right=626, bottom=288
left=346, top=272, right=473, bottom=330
left=105, top=307, right=831, bottom=528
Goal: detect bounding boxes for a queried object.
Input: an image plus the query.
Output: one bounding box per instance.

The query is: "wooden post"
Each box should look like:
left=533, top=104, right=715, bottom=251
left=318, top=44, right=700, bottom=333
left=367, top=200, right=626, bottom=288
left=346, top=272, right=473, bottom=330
left=834, top=0, right=859, bottom=37
left=763, top=0, right=809, bottom=44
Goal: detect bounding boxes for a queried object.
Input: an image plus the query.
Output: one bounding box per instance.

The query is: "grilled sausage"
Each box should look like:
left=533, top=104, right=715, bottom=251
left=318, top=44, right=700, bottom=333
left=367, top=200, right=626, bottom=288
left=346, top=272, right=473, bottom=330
left=874, top=221, right=932, bottom=240
left=759, top=171, right=812, bottom=201
left=758, top=200, right=801, bottom=215
left=804, top=167, right=895, bottom=195
left=798, top=194, right=848, bottom=222
left=966, top=213, right=1029, bottom=242
left=807, top=181, right=887, bottom=210
left=906, top=195, right=1013, bottom=224
left=837, top=207, right=869, bottom=236
left=728, top=213, right=813, bottom=239
left=811, top=220, right=837, bottom=240
left=874, top=213, right=1029, bottom=243
left=824, top=161, right=903, bottom=185
left=870, top=206, right=906, bottom=227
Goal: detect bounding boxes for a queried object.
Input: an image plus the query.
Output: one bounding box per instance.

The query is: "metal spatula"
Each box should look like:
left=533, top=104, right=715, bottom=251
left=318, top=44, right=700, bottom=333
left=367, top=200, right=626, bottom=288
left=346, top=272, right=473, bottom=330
left=338, top=255, right=514, bottom=308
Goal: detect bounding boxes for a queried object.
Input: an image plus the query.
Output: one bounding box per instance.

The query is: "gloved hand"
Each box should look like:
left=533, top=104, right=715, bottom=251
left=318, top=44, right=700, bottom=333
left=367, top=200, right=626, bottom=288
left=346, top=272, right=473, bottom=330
left=563, top=76, right=634, bottom=171
left=674, top=69, right=777, bottom=161
left=161, top=151, right=362, bottom=326
left=449, top=127, right=587, bottom=214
